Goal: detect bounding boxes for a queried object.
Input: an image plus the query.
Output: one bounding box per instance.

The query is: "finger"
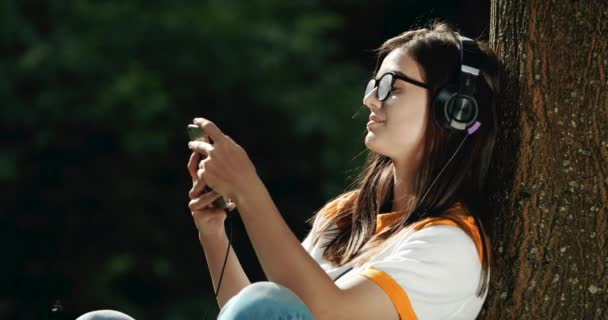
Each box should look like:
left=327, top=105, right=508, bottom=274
left=196, top=167, right=209, bottom=184
left=198, top=156, right=212, bottom=170
left=193, top=118, right=226, bottom=144
left=189, top=176, right=208, bottom=199
left=188, top=140, right=213, bottom=156
left=196, top=162, right=217, bottom=191
left=187, top=152, right=202, bottom=181
left=188, top=191, right=222, bottom=211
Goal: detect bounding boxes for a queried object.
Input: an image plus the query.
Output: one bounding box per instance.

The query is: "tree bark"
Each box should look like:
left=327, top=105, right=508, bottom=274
left=482, top=0, right=608, bottom=318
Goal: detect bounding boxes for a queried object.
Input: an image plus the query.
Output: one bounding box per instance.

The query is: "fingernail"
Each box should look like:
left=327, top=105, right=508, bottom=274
left=188, top=142, right=193, bottom=148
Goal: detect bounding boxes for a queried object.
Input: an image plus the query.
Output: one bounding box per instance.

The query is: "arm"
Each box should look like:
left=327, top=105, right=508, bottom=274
left=199, top=231, right=251, bottom=309
left=234, top=178, right=399, bottom=320
left=187, top=118, right=399, bottom=319
left=186, top=149, right=250, bottom=308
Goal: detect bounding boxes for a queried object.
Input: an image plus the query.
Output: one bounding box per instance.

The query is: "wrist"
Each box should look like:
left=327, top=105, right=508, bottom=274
left=198, top=229, right=227, bottom=243
left=233, top=175, right=265, bottom=209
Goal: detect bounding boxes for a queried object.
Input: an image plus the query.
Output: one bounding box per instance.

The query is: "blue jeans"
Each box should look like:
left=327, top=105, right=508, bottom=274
left=75, top=310, right=135, bottom=320
left=218, top=281, right=315, bottom=320
left=75, top=282, right=314, bottom=320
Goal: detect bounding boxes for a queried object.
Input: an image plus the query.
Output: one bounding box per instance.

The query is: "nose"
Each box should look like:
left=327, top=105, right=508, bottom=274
left=363, top=87, right=382, bottom=111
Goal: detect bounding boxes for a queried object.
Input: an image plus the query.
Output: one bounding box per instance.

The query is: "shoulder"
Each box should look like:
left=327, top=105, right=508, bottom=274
left=400, top=224, right=482, bottom=267
left=360, top=221, right=485, bottom=297
left=358, top=220, right=486, bottom=319
left=408, top=202, right=486, bottom=263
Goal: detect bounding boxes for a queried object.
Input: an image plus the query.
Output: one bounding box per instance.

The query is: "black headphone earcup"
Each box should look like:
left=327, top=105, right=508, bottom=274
left=433, top=84, right=479, bottom=132
left=432, top=84, right=458, bottom=131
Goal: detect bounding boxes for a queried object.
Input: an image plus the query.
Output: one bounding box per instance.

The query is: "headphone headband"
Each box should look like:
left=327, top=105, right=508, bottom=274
left=458, top=35, right=481, bottom=98
left=458, top=35, right=481, bottom=76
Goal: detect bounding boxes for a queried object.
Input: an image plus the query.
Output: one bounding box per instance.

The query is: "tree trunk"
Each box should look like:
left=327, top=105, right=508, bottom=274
left=482, top=0, right=608, bottom=318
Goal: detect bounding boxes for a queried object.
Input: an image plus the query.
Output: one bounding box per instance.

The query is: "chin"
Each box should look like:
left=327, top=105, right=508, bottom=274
left=364, top=136, right=384, bottom=155
left=366, top=138, right=398, bottom=160
left=364, top=134, right=376, bottom=149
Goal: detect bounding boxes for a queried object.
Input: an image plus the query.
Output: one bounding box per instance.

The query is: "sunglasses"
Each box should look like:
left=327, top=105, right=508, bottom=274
left=364, top=71, right=429, bottom=101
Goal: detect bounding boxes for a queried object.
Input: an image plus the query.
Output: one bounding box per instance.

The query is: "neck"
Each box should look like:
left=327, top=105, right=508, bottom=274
left=390, top=161, right=417, bottom=213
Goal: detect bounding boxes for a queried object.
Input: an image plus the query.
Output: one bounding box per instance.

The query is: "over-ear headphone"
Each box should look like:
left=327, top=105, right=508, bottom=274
left=417, top=33, right=482, bottom=206
left=432, top=34, right=482, bottom=133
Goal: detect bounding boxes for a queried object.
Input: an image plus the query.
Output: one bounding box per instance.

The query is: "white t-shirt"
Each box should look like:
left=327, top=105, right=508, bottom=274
left=301, top=192, right=490, bottom=320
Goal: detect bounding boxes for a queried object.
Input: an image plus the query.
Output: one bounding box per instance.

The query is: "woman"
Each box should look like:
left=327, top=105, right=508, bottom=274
left=78, top=20, right=500, bottom=320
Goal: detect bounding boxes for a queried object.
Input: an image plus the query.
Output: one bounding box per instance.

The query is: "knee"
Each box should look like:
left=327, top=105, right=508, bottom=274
left=75, top=309, right=135, bottom=320
left=237, top=281, right=297, bottom=300
left=218, top=281, right=313, bottom=320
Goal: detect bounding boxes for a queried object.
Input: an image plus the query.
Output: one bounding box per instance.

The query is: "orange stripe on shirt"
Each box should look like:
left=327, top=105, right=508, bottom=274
left=322, top=197, right=486, bottom=262
left=375, top=200, right=485, bottom=263
left=360, top=266, right=418, bottom=320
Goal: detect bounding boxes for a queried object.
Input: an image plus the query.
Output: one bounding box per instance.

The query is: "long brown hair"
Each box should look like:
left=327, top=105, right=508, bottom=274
left=306, top=20, right=501, bottom=297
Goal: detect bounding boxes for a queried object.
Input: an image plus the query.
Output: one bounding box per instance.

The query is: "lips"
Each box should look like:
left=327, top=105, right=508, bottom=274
left=367, top=114, right=384, bottom=130
left=369, top=114, right=384, bottom=122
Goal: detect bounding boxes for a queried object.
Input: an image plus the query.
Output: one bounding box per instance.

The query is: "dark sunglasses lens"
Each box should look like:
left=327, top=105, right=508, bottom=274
left=364, top=79, right=376, bottom=98
left=377, top=74, right=393, bottom=101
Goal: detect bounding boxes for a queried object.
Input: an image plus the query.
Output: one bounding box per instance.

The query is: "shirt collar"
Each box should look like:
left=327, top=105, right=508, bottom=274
left=374, top=200, right=468, bottom=234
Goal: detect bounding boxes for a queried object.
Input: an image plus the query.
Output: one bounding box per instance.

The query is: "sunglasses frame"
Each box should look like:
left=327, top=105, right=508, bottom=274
left=364, top=71, right=429, bottom=101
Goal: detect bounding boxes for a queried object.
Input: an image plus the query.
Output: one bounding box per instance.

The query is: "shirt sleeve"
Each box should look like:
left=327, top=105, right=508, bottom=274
left=301, top=223, right=317, bottom=252
left=359, top=225, right=484, bottom=320
left=301, top=205, right=325, bottom=252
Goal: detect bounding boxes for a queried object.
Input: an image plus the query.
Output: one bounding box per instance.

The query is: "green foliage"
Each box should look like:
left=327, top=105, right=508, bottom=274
left=1, top=0, right=467, bottom=317
left=1, top=0, right=370, bottom=318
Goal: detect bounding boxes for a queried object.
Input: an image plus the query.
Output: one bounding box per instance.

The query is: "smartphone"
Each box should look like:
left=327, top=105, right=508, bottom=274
left=187, top=124, right=229, bottom=209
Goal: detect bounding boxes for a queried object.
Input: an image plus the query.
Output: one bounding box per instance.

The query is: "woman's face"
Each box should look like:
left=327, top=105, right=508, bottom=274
left=363, top=48, right=429, bottom=163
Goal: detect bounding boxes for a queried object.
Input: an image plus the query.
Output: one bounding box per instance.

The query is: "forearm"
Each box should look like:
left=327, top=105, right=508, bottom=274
left=199, top=232, right=251, bottom=309
left=234, top=177, right=340, bottom=318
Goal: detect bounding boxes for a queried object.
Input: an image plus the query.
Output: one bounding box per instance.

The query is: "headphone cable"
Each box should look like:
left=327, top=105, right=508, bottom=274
left=202, top=208, right=233, bottom=320
left=418, top=121, right=481, bottom=206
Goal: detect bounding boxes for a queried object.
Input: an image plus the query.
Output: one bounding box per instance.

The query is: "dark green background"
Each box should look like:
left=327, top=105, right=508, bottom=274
left=1, top=0, right=488, bottom=319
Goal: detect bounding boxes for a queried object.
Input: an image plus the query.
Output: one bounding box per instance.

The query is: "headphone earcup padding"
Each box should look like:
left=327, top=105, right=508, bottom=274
left=432, top=84, right=458, bottom=131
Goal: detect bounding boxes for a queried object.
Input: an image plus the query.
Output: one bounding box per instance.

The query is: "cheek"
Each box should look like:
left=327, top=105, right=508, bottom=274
left=386, top=107, right=428, bottom=143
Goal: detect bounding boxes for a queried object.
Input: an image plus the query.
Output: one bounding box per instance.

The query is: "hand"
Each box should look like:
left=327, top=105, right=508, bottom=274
left=187, top=117, right=259, bottom=202
left=187, top=151, right=236, bottom=238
